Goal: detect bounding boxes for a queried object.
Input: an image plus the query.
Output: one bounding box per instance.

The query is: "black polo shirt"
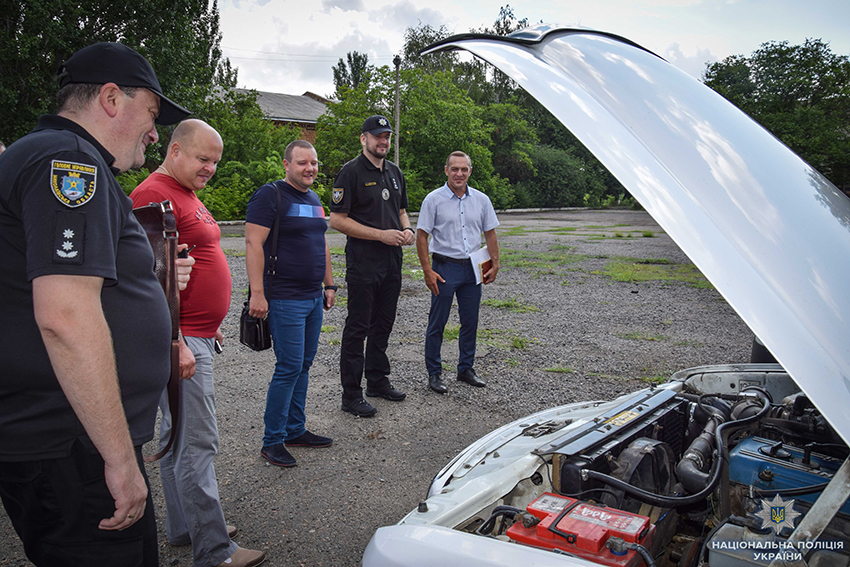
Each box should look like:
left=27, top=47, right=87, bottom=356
left=0, top=115, right=171, bottom=460
left=331, top=153, right=409, bottom=282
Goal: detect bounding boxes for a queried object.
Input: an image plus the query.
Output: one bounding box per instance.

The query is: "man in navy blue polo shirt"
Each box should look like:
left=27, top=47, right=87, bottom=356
left=415, top=151, right=500, bottom=394
left=330, top=115, right=414, bottom=417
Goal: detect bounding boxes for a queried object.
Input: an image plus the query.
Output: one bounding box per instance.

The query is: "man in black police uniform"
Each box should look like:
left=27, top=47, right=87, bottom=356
left=330, top=115, right=415, bottom=417
left=0, top=43, right=193, bottom=566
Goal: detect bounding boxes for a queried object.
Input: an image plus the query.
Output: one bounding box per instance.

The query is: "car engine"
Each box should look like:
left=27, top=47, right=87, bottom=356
left=470, top=365, right=850, bottom=567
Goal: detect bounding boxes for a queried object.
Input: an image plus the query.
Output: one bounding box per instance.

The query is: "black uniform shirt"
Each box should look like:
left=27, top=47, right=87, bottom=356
left=0, top=115, right=171, bottom=461
left=330, top=153, right=408, bottom=282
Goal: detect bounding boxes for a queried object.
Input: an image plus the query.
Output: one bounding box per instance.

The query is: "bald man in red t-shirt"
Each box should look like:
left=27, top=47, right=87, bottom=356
left=131, top=120, right=265, bottom=567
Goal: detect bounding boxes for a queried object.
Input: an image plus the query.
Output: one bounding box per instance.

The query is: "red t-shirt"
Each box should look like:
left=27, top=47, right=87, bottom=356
left=130, top=172, right=232, bottom=337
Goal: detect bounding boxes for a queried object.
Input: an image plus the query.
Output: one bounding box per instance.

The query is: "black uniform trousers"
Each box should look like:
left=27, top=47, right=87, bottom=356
left=340, top=242, right=403, bottom=400
left=0, top=441, right=158, bottom=567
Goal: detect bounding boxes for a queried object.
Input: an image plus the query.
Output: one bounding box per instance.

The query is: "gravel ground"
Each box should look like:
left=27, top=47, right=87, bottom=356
left=0, top=208, right=754, bottom=566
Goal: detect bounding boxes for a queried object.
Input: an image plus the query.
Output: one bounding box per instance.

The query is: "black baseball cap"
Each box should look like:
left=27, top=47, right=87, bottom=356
left=362, top=115, right=393, bottom=135
left=57, top=42, right=191, bottom=125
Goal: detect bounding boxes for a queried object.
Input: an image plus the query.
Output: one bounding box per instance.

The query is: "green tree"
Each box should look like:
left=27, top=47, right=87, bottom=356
left=332, top=51, right=371, bottom=97
left=0, top=0, right=230, bottom=151
left=704, top=39, right=850, bottom=189
left=316, top=66, right=514, bottom=211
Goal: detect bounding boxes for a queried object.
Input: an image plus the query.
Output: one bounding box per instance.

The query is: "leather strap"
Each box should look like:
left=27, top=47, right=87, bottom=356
left=132, top=200, right=181, bottom=462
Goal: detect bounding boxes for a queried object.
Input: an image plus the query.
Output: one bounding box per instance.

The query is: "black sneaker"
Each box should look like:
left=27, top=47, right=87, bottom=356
left=364, top=386, right=407, bottom=401
left=260, top=443, right=297, bottom=467
left=285, top=430, right=333, bottom=448
left=341, top=397, right=378, bottom=417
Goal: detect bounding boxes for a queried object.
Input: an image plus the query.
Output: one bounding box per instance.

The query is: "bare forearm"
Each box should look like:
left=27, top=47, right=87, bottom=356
left=329, top=213, right=385, bottom=241
left=33, top=276, right=135, bottom=465
left=485, top=230, right=500, bottom=267
left=323, top=240, right=334, bottom=286
left=416, top=229, right=431, bottom=271
left=245, top=223, right=269, bottom=296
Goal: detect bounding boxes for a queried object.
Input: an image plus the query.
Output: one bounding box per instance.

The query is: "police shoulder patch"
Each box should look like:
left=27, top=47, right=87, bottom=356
left=51, top=160, right=97, bottom=207
left=332, top=187, right=344, bottom=204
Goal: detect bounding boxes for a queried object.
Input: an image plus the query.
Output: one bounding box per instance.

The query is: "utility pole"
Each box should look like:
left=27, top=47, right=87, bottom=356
left=393, top=54, right=401, bottom=164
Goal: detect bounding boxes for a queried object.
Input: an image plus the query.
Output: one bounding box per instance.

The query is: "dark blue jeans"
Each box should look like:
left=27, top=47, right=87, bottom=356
left=425, top=259, right=482, bottom=376
left=264, top=297, right=323, bottom=446
left=0, top=442, right=158, bottom=566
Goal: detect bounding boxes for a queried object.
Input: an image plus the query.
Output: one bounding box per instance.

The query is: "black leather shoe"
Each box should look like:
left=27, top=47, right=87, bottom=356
left=365, top=385, right=407, bottom=401
left=429, top=374, right=448, bottom=394
left=457, top=369, right=486, bottom=387
left=341, top=397, right=377, bottom=417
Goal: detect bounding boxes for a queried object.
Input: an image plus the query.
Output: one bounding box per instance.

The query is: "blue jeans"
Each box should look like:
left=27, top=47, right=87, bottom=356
left=264, top=297, right=323, bottom=446
left=424, top=259, right=482, bottom=376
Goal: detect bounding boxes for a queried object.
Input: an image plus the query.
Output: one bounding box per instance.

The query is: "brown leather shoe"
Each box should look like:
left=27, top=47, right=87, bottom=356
left=215, top=547, right=266, bottom=567
left=227, top=524, right=238, bottom=538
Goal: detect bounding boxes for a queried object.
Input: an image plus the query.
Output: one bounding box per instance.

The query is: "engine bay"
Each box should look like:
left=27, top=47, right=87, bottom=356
left=462, top=366, right=850, bottom=567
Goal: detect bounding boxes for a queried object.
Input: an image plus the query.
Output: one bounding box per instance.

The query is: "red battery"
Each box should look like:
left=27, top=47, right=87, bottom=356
left=506, top=493, right=654, bottom=567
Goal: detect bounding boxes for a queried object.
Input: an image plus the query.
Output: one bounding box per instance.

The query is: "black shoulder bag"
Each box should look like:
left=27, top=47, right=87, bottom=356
left=239, top=183, right=280, bottom=351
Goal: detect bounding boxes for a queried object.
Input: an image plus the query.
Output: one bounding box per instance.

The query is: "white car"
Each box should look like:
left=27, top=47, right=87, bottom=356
left=363, top=26, right=850, bottom=567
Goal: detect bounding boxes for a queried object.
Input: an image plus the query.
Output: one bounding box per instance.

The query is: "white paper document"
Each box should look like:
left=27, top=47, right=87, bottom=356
left=470, top=247, right=491, bottom=285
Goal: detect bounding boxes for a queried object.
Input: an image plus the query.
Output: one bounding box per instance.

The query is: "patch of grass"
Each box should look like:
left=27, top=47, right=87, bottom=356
left=642, top=231, right=655, bottom=238
left=502, top=225, right=528, bottom=236
left=444, top=325, right=460, bottom=341
left=617, top=331, right=668, bottom=342
left=614, top=232, right=624, bottom=238
left=222, top=248, right=246, bottom=257
left=592, top=256, right=710, bottom=288
left=500, top=247, right=589, bottom=270
left=638, top=366, right=669, bottom=384
left=544, top=365, right=574, bottom=374
left=510, top=336, right=529, bottom=349
left=482, top=297, right=540, bottom=313
left=506, top=357, right=520, bottom=367
left=321, top=325, right=337, bottom=333
left=328, top=338, right=340, bottom=345
left=329, top=246, right=345, bottom=256
left=335, top=294, right=348, bottom=307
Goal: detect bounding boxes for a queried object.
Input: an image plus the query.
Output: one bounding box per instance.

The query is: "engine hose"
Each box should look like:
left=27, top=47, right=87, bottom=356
left=582, top=392, right=771, bottom=508
left=475, top=505, right=525, bottom=536
left=627, top=543, right=657, bottom=567
left=754, top=482, right=830, bottom=497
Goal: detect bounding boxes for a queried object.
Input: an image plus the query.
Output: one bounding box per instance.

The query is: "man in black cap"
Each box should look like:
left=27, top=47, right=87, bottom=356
left=329, top=115, right=414, bottom=417
left=0, top=42, right=194, bottom=566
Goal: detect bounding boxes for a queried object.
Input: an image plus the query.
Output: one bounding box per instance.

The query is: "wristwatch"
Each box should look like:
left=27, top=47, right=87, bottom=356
left=324, top=284, right=338, bottom=291
left=403, top=227, right=415, bottom=234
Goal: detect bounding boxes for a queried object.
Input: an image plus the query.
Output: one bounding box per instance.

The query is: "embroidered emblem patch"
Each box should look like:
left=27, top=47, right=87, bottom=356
left=51, top=160, right=97, bottom=207
left=53, top=211, right=86, bottom=264
left=332, top=187, right=344, bottom=204
left=378, top=117, right=388, bottom=127
left=382, top=188, right=390, bottom=201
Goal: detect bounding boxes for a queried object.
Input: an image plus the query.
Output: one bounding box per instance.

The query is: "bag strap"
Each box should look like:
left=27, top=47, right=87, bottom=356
left=132, top=200, right=181, bottom=463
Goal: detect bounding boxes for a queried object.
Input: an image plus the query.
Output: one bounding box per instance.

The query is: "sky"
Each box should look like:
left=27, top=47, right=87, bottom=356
left=218, top=0, right=850, bottom=98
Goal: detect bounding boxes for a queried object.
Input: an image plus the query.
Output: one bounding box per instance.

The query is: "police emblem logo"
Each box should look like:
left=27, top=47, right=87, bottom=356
left=332, top=187, right=344, bottom=204
left=51, top=160, right=97, bottom=207
left=382, top=188, right=390, bottom=201
left=755, top=494, right=801, bottom=534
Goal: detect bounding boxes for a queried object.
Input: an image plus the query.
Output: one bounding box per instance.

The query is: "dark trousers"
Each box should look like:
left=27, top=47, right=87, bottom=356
left=340, top=273, right=402, bottom=400
left=0, top=442, right=158, bottom=567
left=425, top=258, right=482, bottom=376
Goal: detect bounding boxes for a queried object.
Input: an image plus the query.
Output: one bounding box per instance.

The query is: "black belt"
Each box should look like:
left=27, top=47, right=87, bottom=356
left=432, top=253, right=471, bottom=265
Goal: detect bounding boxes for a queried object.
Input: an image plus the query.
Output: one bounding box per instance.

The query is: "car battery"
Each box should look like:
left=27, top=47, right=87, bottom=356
left=507, top=493, right=655, bottom=567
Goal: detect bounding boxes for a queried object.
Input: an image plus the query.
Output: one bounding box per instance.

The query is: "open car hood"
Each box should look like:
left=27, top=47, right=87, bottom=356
left=423, top=26, right=850, bottom=443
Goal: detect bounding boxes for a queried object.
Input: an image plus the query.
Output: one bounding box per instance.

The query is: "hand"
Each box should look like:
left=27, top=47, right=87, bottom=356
left=178, top=338, right=196, bottom=379
left=380, top=229, right=406, bottom=247
left=323, top=289, right=336, bottom=310
left=175, top=245, right=195, bottom=292
left=98, top=457, right=148, bottom=531
left=249, top=293, right=268, bottom=318
left=401, top=228, right=416, bottom=246
left=424, top=268, right=445, bottom=296
left=215, top=328, right=224, bottom=347
left=483, top=263, right=499, bottom=284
